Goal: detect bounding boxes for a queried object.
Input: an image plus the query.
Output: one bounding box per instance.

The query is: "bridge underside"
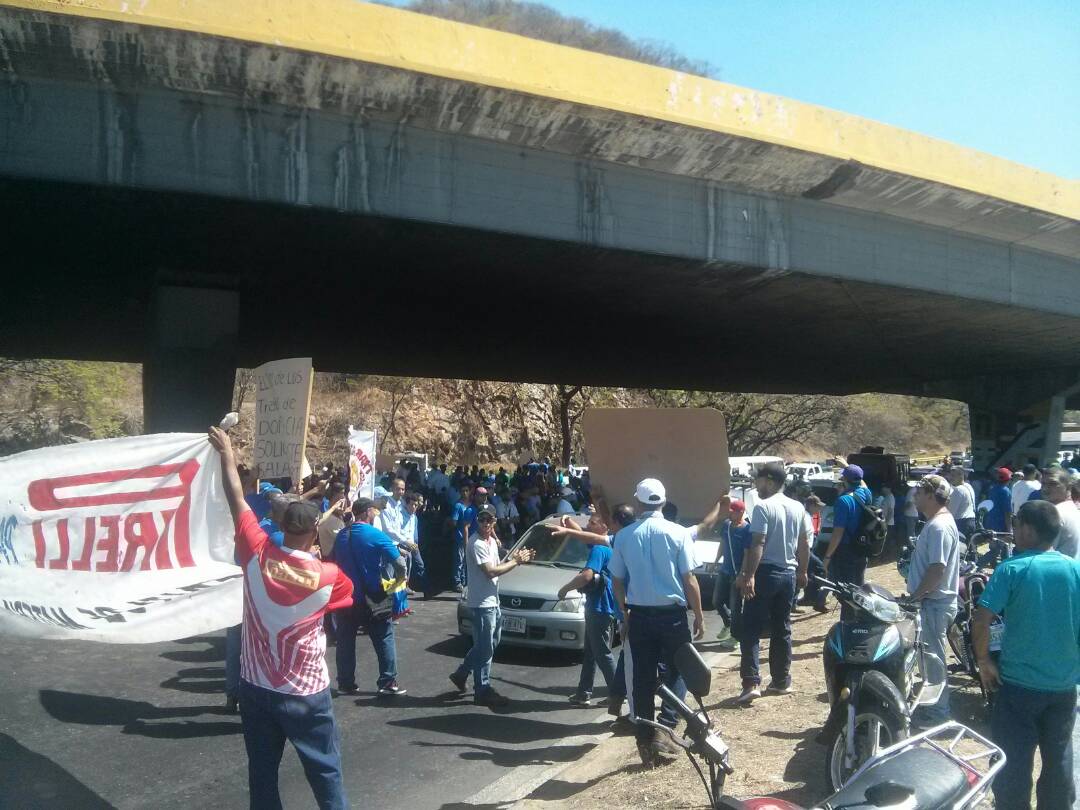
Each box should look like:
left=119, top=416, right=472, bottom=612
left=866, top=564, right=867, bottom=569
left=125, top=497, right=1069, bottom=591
left=4, top=177, right=1079, bottom=405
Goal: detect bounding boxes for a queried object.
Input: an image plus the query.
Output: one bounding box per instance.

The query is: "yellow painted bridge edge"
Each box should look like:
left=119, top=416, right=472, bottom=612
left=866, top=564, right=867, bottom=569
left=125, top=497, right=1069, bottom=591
left=4, top=0, right=1077, bottom=221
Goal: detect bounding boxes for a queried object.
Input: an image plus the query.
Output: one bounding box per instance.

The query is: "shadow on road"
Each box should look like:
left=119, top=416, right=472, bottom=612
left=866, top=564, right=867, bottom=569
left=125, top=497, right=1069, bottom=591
left=389, top=711, right=607, bottom=745
left=0, top=733, right=114, bottom=809
left=159, top=635, right=225, bottom=664
left=39, top=690, right=240, bottom=739
left=160, top=666, right=226, bottom=695
left=413, top=738, right=593, bottom=769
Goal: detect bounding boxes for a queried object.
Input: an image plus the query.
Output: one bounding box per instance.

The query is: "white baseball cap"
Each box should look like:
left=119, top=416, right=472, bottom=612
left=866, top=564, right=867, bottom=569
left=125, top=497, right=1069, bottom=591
left=635, top=478, right=666, bottom=506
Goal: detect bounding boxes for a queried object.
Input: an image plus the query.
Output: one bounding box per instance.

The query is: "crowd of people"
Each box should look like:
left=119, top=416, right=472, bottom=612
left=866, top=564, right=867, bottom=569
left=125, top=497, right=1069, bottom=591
left=207, top=425, right=1079, bottom=810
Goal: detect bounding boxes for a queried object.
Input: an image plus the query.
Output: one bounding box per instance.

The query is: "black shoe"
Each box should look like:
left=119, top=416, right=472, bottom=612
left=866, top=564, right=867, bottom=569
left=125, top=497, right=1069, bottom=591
left=224, top=694, right=238, bottom=714
left=607, top=696, right=625, bottom=717
left=568, top=692, right=592, bottom=706
left=453, top=584, right=465, bottom=594
left=449, top=671, right=468, bottom=692
left=474, top=689, right=510, bottom=708
left=337, top=684, right=360, bottom=696
left=377, top=682, right=407, bottom=697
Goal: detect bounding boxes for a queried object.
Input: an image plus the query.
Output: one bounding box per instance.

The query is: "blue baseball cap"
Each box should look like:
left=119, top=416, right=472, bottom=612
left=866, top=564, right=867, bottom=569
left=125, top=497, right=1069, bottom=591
left=373, top=486, right=392, bottom=500
left=841, top=465, right=864, bottom=482
left=259, top=482, right=283, bottom=495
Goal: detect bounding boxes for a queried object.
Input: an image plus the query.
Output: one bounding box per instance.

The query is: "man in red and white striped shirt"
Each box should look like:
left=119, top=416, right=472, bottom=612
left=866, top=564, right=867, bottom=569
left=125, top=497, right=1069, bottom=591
left=209, top=427, right=353, bottom=810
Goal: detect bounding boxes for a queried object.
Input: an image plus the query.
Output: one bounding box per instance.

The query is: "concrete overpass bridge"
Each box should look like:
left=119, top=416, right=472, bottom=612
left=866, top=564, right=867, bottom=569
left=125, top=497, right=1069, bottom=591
left=1, top=0, right=1079, bottom=468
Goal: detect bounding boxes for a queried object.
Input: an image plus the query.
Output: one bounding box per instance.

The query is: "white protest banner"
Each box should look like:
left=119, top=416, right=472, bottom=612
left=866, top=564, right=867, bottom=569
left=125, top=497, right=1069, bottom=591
left=253, top=357, right=314, bottom=483
left=0, top=432, right=241, bottom=643
left=347, top=426, right=377, bottom=502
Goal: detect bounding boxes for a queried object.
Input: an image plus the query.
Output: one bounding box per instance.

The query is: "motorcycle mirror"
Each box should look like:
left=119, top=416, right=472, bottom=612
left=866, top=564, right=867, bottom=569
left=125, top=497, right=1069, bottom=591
left=864, top=781, right=915, bottom=806
left=674, top=642, right=711, bottom=699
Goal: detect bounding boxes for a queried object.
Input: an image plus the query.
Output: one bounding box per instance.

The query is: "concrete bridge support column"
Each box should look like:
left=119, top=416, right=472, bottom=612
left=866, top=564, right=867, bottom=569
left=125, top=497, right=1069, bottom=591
left=968, top=384, right=1078, bottom=473
left=142, top=285, right=238, bottom=433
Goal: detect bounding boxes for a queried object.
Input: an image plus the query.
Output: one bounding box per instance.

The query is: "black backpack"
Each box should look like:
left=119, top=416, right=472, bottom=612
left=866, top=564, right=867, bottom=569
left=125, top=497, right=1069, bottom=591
left=851, top=497, right=888, bottom=557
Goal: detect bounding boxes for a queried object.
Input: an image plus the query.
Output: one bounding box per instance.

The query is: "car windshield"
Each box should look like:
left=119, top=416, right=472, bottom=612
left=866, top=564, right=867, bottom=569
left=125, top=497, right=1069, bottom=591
left=517, top=524, right=591, bottom=568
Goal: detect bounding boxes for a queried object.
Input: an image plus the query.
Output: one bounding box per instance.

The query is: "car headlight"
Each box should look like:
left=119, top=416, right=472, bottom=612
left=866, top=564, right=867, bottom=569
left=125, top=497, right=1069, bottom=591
left=552, top=597, right=583, bottom=613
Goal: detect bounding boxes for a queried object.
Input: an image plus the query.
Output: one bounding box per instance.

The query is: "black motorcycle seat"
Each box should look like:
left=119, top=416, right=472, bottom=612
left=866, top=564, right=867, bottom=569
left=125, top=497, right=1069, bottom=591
left=820, top=747, right=968, bottom=809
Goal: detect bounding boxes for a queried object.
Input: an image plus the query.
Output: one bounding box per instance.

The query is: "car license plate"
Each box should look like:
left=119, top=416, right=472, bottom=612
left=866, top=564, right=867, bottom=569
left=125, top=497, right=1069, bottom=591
left=502, top=616, right=526, bottom=635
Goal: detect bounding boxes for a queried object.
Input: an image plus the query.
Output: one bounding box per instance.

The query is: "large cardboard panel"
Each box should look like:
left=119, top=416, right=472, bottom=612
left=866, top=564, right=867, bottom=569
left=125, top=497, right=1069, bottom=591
left=581, top=408, right=729, bottom=521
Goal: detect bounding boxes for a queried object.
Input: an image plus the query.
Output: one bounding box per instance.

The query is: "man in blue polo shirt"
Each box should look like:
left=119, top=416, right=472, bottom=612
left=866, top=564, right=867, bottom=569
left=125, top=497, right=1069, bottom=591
left=609, top=478, right=710, bottom=768
left=821, top=465, right=872, bottom=590
left=334, top=498, right=408, bottom=697
left=974, top=499, right=1080, bottom=810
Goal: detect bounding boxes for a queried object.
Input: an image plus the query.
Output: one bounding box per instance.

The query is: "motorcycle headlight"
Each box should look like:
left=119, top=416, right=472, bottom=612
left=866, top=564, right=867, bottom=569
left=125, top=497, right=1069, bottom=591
left=552, top=597, right=583, bottom=613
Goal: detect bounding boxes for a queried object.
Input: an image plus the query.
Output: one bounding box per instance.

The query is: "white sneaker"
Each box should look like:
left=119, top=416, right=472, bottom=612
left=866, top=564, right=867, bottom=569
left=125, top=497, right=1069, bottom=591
left=736, top=685, right=761, bottom=704
left=767, top=680, right=793, bottom=695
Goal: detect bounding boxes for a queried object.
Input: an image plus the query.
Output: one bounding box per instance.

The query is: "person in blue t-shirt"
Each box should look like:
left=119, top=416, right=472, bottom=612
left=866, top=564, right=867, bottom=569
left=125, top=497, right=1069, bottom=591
left=974, top=499, right=1080, bottom=810
left=713, top=501, right=750, bottom=650
left=450, top=484, right=478, bottom=591
left=334, top=497, right=408, bottom=697
left=984, top=467, right=1014, bottom=533
left=821, top=465, right=873, bottom=587
left=557, top=512, right=622, bottom=706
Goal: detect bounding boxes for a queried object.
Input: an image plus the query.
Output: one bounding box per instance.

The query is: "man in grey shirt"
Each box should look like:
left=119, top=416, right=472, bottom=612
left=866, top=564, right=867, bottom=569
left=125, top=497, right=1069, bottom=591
left=735, top=462, right=809, bottom=705
left=907, top=474, right=961, bottom=725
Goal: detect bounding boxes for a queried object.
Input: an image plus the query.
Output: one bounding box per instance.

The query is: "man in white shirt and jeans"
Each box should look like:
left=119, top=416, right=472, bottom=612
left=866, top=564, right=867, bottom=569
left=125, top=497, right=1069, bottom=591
left=449, top=506, right=535, bottom=707
left=735, top=462, right=810, bottom=705
left=907, top=474, right=961, bottom=726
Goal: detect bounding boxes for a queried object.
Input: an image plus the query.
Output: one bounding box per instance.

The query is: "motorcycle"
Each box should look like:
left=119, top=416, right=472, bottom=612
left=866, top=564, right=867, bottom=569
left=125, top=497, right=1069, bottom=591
left=640, top=642, right=1005, bottom=810
left=945, top=530, right=1010, bottom=707
left=816, top=576, right=948, bottom=790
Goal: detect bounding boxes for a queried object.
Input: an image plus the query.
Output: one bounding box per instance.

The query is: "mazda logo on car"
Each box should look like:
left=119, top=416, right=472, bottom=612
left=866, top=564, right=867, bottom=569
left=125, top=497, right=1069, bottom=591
left=511, top=597, right=522, bottom=608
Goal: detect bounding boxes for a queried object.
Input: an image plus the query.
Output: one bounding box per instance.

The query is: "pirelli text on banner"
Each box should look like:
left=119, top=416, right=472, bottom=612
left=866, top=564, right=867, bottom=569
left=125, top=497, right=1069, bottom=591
left=0, top=432, right=242, bottom=643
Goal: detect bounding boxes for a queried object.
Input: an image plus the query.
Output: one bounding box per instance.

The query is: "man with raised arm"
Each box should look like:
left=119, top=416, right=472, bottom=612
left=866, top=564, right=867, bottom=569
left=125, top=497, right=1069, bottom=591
left=208, top=426, right=354, bottom=810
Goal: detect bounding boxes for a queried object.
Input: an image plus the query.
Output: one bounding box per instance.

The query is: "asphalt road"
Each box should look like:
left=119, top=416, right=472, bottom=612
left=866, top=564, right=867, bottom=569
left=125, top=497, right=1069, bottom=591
left=1, top=595, right=614, bottom=810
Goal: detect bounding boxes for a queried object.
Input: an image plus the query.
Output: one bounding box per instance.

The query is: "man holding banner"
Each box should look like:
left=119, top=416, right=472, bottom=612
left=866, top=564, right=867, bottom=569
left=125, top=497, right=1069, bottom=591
left=208, top=426, right=354, bottom=810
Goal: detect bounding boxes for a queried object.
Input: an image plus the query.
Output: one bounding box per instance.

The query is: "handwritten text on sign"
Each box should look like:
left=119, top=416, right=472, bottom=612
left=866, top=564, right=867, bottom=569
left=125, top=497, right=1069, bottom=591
left=253, top=358, right=313, bottom=481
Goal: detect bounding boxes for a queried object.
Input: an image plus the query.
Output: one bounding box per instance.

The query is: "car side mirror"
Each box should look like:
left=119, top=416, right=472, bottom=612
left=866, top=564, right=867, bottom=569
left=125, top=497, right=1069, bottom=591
left=673, top=642, right=711, bottom=699
left=865, top=782, right=914, bottom=806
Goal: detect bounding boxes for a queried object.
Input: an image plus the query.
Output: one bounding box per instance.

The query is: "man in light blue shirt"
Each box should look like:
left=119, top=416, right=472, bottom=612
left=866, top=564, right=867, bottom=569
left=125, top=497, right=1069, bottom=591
left=610, top=478, right=712, bottom=769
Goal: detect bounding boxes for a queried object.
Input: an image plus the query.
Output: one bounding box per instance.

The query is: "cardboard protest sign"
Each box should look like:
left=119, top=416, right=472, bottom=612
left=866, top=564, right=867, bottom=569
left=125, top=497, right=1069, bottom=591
left=0, top=433, right=241, bottom=642
left=581, top=408, right=729, bottom=521
left=347, top=427, right=377, bottom=502
left=253, top=358, right=314, bottom=482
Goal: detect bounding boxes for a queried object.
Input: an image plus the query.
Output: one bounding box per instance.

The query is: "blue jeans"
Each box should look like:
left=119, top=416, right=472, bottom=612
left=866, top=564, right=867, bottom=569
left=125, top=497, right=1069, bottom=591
left=739, top=565, right=795, bottom=686
left=712, top=572, right=735, bottom=626
left=577, top=611, right=618, bottom=696
left=991, top=681, right=1076, bottom=810
left=407, top=545, right=427, bottom=591
left=238, top=680, right=347, bottom=810
left=627, top=605, right=691, bottom=743
left=453, top=536, right=467, bottom=587
left=916, top=598, right=957, bottom=722
left=335, top=605, right=397, bottom=690
left=225, top=623, right=242, bottom=698
left=455, top=606, right=501, bottom=695
left=830, top=545, right=867, bottom=588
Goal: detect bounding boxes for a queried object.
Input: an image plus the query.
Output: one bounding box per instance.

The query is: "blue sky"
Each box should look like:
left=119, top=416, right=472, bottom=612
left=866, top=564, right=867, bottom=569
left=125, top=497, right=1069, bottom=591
left=387, top=0, right=1079, bottom=178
